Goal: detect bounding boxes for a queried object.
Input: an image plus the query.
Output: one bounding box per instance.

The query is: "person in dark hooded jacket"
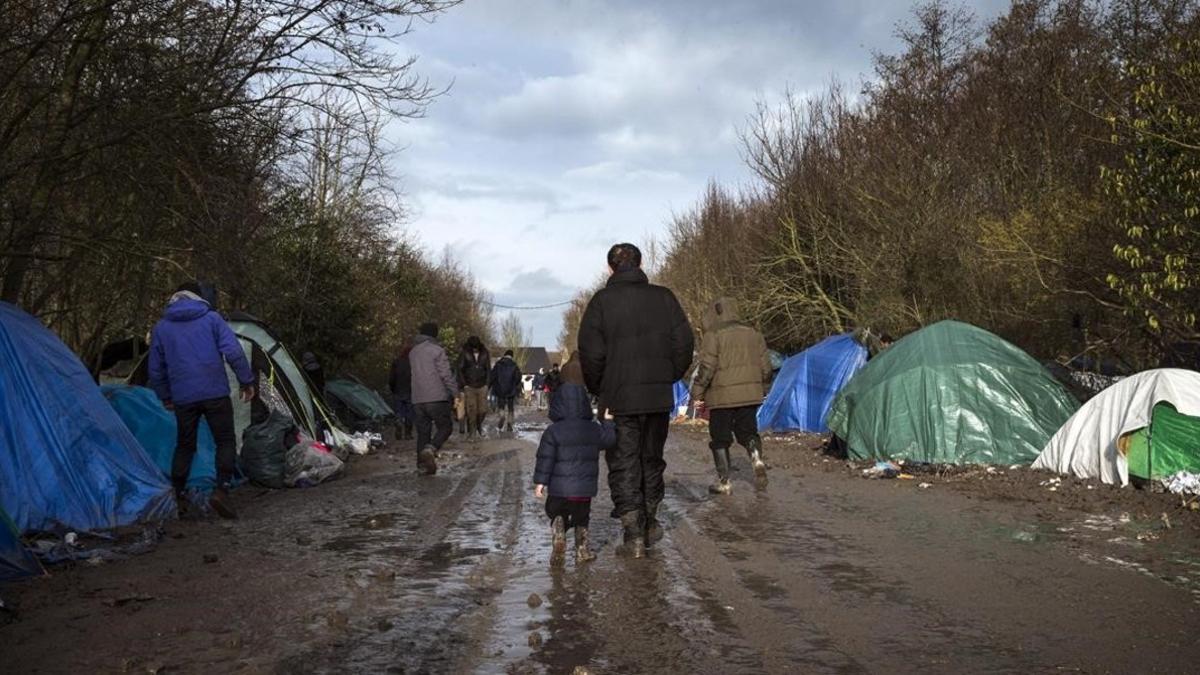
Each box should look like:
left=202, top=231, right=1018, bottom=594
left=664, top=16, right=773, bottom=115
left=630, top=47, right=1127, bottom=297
left=456, top=336, right=491, bottom=440
left=534, top=383, right=617, bottom=564
left=489, top=349, right=522, bottom=433
left=149, top=282, right=256, bottom=519
left=578, top=243, right=694, bottom=557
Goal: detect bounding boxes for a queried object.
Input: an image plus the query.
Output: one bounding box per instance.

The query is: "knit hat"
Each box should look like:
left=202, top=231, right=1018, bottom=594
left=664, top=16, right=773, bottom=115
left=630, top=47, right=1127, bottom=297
left=504, top=349, right=514, bottom=357
left=419, top=322, right=439, bottom=338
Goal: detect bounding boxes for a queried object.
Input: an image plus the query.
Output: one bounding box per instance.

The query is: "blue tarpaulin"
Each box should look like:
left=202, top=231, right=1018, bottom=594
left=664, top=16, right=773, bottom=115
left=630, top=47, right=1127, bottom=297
left=0, top=302, right=174, bottom=534
left=673, top=380, right=690, bottom=414
left=0, top=506, right=42, bottom=580
left=758, top=333, right=868, bottom=433
left=102, top=384, right=217, bottom=491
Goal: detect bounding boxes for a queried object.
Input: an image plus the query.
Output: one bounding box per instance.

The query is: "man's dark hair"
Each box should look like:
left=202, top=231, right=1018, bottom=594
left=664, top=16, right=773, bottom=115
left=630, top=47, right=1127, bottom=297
left=419, top=322, right=439, bottom=338
left=175, top=281, right=202, bottom=295
left=607, top=243, right=642, bottom=272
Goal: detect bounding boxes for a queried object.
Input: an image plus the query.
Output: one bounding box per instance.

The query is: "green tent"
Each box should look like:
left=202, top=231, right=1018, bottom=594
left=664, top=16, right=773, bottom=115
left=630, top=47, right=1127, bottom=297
left=827, top=320, right=1079, bottom=465
left=324, top=378, right=394, bottom=432
left=1123, top=402, right=1200, bottom=480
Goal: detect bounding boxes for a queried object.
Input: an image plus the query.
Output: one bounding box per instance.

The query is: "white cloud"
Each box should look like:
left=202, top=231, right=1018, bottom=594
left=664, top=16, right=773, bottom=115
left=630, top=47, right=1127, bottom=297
left=391, top=0, right=1013, bottom=345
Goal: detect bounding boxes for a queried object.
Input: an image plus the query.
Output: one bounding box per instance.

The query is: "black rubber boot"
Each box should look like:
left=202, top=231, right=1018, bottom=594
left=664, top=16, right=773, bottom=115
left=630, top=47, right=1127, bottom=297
left=708, top=445, right=732, bottom=495
left=618, top=511, right=646, bottom=558
left=747, top=436, right=768, bottom=484
left=645, top=501, right=663, bottom=546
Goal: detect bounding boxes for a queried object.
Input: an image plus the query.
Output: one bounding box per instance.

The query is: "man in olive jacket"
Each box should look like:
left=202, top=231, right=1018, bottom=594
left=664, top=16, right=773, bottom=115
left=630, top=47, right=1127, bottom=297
left=578, top=243, right=694, bottom=558
left=691, top=297, right=773, bottom=495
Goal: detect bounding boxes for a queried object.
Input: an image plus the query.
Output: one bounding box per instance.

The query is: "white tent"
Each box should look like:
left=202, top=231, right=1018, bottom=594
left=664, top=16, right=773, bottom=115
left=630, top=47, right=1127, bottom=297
left=1031, top=369, right=1200, bottom=486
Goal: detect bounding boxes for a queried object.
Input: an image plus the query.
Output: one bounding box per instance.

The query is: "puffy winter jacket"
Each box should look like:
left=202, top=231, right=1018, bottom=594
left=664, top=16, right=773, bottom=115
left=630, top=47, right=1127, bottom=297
left=148, top=295, right=254, bottom=406
left=489, top=356, right=522, bottom=398
left=578, top=268, right=695, bottom=415
left=388, top=346, right=412, bottom=400
left=533, top=384, right=616, bottom=498
left=690, top=297, right=772, bottom=409
left=410, top=335, right=458, bottom=404
left=457, top=346, right=491, bottom=388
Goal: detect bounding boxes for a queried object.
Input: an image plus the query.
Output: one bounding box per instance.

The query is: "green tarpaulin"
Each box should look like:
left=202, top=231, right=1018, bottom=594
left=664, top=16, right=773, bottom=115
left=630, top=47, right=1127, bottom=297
left=325, top=378, right=393, bottom=424
left=827, top=320, right=1079, bottom=465
left=1125, top=402, right=1200, bottom=480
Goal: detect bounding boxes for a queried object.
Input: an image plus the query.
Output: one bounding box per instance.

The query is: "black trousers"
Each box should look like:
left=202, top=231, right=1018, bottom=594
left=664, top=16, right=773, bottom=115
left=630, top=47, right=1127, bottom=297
left=498, top=396, right=516, bottom=415
left=173, top=396, right=237, bottom=491
left=414, top=401, right=453, bottom=451
left=608, top=413, right=670, bottom=518
left=708, top=405, right=761, bottom=451
left=545, top=497, right=591, bottom=530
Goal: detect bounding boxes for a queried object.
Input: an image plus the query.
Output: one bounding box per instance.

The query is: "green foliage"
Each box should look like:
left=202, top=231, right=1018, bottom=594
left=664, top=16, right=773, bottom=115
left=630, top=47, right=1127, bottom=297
left=1105, top=37, right=1200, bottom=340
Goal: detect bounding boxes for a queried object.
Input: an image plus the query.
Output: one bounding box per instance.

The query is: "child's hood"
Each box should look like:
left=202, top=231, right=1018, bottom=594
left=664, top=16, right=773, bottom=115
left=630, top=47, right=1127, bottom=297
left=548, top=383, right=593, bottom=422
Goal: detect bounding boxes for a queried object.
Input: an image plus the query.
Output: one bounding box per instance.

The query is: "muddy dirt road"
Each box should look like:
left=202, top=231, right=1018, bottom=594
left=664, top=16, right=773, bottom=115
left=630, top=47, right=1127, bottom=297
left=4, top=410, right=1200, bottom=674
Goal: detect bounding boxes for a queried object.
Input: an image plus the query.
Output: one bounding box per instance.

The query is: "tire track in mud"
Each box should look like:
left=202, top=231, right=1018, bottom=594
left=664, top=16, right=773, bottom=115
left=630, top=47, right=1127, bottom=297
left=277, top=446, right=527, bottom=674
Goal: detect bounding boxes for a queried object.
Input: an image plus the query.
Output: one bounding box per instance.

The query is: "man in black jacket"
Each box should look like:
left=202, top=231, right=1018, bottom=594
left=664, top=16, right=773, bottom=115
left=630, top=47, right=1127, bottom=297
left=578, top=243, right=694, bottom=557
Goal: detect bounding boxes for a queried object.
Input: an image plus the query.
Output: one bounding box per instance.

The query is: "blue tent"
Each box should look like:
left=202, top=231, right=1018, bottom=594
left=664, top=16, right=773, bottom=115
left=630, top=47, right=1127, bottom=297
left=102, top=384, right=217, bottom=492
left=0, top=302, right=174, bottom=534
left=673, top=380, right=690, bottom=414
left=0, top=506, right=42, bottom=581
left=758, top=333, right=868, bottom=433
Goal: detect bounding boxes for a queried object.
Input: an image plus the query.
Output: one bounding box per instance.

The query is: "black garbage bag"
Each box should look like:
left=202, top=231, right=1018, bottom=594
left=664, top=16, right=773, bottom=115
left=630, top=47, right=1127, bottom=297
left=240, top=409, right=296, bottom=488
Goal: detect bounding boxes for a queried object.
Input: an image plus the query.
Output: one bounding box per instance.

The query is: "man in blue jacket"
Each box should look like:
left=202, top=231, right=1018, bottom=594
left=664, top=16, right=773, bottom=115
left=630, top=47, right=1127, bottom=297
left=149, top=282, right=256, bottom=519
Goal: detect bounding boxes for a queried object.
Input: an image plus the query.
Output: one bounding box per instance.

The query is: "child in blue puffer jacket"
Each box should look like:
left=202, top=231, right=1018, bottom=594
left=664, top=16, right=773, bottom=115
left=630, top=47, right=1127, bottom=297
left=534, top=382, right=616, bottom=564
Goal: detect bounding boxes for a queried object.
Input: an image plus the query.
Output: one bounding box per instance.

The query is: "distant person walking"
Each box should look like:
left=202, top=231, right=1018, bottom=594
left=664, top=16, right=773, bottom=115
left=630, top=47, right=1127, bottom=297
left=489, top=349, right=523, bottom=434
left=456, top=336, right=491, bottom=440
left=149, top=282, right=256, bottom=519
left=534, top=382, right=617, bottom=565
left=690, top=297, right=772, bottom=495
left=409, top=322, right=458, bottom=475
left=544, top=363, right=563, bottom=396
left=578, top=243, right=694, bottom=557
left=533, top=368, right=547, bottom=410
left=388, top=344, right=415, bottom=441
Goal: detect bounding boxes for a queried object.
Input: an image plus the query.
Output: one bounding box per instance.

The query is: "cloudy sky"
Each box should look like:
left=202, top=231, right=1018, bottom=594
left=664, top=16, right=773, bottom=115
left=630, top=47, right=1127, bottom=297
left=392, top=0, right=1008, bottom=347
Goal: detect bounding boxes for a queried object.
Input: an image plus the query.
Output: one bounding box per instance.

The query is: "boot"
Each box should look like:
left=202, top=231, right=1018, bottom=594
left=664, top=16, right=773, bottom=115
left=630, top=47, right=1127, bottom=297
left=550, top=516, right=567, bottom=566
left=418, top=445, right=438, bottom=475
left=708, top=446, right=732, bottom=495
left=575, top=527, right=595, bottom=562
left=747, top=437, right=768, bottom=484
left=208, top=485, right=238, bottom=520
left=173, top=480, right=192, bottom=519
left=618, top=511, right=646, bottom=558
left=645, top=501, right=663, bottom=546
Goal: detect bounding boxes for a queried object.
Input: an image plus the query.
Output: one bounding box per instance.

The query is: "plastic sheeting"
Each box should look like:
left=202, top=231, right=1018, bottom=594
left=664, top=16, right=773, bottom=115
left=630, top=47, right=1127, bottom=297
left=1123, top=402, right=1200, bottom=479
left=0, top=302, right=174, bottom=534
left=102, top=384, right=217, bottom=491
left=758, top=334, right=867, bottom=433
left=0, top=507, right=42, bottom=580
left=673, top=380, right=690, bottom=416
left=324, top=378, right=394, bottom=426
left=828, top=320, right=1079, bottom=465
left=1032, top=369, right=1200, bottom=486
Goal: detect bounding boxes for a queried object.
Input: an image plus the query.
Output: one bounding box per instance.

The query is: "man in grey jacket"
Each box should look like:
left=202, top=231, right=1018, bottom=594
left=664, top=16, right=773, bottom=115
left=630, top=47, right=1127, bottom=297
left=410, top=322, right=459, bottom=475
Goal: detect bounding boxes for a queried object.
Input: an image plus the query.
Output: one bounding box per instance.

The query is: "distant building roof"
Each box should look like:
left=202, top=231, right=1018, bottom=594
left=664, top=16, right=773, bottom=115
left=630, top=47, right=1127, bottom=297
left=518, top=347, right=551, bottom=374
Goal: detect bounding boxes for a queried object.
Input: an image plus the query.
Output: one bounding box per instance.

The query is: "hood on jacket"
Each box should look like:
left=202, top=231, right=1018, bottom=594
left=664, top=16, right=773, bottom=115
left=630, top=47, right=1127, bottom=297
left=163, top=297, right=212, bottom=322
left=607, top=268, right=649, bottom=288
left=549, top=383, right=593, bottom=422
left=703, top=296, right=741, bottom=331
left=413, top=334, right=436, bottom=346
